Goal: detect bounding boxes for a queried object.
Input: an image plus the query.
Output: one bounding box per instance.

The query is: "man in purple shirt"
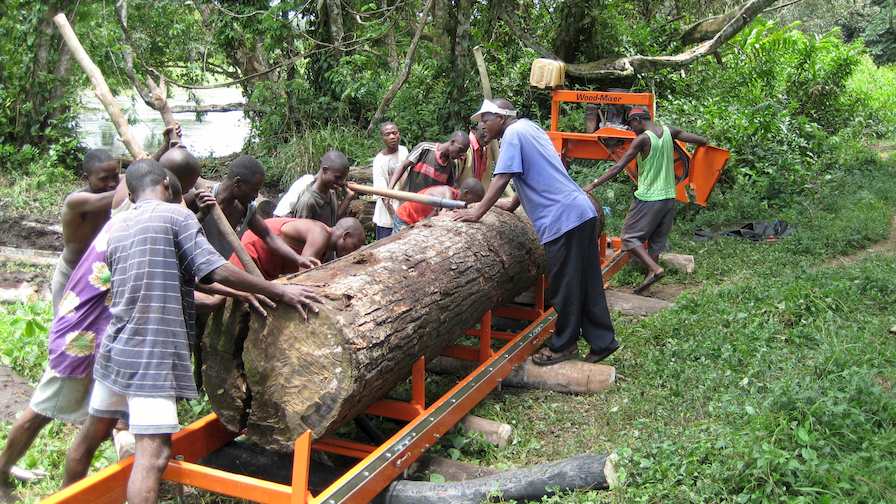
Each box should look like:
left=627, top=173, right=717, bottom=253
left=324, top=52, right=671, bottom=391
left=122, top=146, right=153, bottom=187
left=454, top=98, right=618, bottom=366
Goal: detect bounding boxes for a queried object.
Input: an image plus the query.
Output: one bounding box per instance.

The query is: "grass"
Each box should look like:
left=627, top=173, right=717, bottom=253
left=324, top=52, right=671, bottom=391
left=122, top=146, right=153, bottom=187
left=0, top=144, right=894, bottom=502
left=0, top=166, right=81, bottom=221
left=439, top=150, right=896, bottom=503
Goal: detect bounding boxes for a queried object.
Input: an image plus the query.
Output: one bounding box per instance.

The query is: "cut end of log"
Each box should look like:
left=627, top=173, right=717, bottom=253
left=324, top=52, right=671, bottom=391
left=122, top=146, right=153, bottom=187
left=604, top=452, right=620, bottom=489
left=460, top=415, right=512, bottom=447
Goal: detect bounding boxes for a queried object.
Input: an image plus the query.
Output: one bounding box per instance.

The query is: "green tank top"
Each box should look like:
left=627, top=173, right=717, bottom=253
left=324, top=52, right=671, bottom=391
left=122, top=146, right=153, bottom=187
left=634, top=126, right=676, bottom=201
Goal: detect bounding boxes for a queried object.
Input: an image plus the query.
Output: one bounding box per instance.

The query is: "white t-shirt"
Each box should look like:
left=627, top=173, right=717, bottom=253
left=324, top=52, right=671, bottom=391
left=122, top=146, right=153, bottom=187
left=273, top=174, right=315, bottom=217
left=372, top=146, right=408, bottom=227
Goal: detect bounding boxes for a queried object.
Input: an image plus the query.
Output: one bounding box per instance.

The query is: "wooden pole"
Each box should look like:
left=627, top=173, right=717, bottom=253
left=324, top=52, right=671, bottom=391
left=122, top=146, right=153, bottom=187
left=53, top=13, right=147, bottom=159
left=472, top=46, right=492, bottom=100
left=347, top=182, right=467, bottom=209
left=208, top=200, right=264, bottom=278
left=54, top=12, right=260, bottom=277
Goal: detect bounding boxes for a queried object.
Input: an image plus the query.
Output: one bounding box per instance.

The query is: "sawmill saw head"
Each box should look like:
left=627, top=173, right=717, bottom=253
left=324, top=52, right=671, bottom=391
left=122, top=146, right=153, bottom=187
left=546, top=88, right=730, bottom=207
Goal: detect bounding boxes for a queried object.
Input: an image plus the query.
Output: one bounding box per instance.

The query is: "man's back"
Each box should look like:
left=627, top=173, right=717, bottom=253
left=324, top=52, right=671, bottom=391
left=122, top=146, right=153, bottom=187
left=96, top=200, right=225, bottom=399
left=397, top=186, right=459, bottom=225
left=493, top=119, right=596, bottom=244
left=230, top=217, right=329, bottom=279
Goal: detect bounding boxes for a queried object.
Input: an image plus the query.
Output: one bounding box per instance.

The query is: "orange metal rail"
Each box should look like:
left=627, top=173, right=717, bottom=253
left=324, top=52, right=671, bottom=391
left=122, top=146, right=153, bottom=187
left=43, top=226, right=631, bottom=504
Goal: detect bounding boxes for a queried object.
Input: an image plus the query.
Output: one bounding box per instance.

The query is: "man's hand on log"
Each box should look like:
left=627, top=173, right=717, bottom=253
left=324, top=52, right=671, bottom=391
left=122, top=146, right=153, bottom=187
left=276, top=285, right=324, bottom=321
left=494, top=199, right=516, bottom=212
left=239, top=292, right=276, bottom=317
left=195, top=190, right=217, bottom=221
left=294, top=255, right=322, bottom=271
left=451, top=207, right=484, bottom=223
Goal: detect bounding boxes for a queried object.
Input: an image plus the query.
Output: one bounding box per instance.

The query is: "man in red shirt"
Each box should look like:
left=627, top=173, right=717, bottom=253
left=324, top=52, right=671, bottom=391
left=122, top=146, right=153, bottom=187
left=394, top=179, right=484, bottom=230
left=387, top=131, right=470, bottom=193
left=230, top=217, right=365, bottom=280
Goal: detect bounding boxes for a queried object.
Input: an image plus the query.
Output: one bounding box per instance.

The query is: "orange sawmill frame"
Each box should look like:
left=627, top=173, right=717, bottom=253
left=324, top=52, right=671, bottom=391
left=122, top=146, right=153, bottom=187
left=42, top=239, right=630, bottom=504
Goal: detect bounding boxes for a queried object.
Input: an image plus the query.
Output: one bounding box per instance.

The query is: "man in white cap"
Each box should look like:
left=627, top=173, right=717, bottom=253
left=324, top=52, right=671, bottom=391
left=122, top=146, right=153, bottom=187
left=453, top=98, right=618, bottom=366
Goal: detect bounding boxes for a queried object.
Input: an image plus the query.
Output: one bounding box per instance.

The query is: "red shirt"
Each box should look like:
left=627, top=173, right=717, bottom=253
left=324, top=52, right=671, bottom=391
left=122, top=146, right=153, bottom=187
left=469, top=132, right=487, bottom=180
left=396, top=186, right=460, bottom=225
left=229, top=218, right=303, bottom=280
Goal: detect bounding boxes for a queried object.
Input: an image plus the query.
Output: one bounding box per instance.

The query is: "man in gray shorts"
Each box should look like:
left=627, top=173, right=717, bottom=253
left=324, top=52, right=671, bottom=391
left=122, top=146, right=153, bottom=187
left=586, top=107, right=708, bottom=294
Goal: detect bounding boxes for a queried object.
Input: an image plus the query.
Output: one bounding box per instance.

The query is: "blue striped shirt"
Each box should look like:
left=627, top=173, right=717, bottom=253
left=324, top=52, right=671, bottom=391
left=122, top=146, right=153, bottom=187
left=94, top=200, right=226, bottom=398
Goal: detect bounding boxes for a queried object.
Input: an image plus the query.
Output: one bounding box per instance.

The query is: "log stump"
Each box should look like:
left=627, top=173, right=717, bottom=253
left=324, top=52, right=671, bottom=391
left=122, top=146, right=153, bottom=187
left=202, top=209, right=544, bottom=450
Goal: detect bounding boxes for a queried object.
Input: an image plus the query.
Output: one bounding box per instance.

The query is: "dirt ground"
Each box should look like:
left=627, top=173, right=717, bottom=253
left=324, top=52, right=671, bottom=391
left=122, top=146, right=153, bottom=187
left=828, top=216, right=896, bottom=266
left=0, top=269, right=52, bottom=294
left=0, top=367, right=32, bottom=422
left=0, top=216, right=63, bottom=252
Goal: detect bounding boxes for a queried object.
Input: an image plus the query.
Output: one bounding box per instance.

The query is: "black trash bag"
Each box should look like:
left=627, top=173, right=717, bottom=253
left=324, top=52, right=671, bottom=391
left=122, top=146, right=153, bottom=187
left=694, top=220, right=794, bottom=242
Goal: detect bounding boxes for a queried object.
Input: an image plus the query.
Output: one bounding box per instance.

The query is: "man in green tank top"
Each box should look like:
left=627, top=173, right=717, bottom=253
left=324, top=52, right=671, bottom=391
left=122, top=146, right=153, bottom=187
left=585, top=108, right=707, bottom=294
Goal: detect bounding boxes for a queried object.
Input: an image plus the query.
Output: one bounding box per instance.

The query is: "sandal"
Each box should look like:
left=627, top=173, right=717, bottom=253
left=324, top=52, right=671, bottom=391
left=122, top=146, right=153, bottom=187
left=584, top=341, right=620, bottom=363
left=531, top=345, right=578, bottom=366
left=633, top=269, right=665, bottom=295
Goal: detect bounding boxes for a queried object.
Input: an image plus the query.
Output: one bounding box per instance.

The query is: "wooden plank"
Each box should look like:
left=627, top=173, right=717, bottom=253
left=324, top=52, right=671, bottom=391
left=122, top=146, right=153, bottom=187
left=605, top=290, right=672, bottom=316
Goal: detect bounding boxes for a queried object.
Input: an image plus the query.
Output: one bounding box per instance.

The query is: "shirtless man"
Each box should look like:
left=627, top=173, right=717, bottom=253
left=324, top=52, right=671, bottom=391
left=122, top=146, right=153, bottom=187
left=52, top=149, right=120, bottom=313
left=196, top=155, right=320, bottom=271
left=229, top=217, right=365, bottom=280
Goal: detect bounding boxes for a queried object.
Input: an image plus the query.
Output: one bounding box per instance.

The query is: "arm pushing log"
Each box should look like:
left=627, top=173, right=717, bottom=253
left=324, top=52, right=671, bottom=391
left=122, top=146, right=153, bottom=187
left=346, top=182, right=467, bottom=209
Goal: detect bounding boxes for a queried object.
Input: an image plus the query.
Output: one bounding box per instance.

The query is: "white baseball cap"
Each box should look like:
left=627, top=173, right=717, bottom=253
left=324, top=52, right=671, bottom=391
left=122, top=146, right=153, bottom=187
left=471, top=99, right=517, bottom=122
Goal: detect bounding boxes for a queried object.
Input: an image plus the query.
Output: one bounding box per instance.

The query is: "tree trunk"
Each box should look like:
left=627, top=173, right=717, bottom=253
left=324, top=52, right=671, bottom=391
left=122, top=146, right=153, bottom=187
left=203, top=209, right=545, bottom=450
left=385, top=453, right=616, bottom=504
left=367, top=0, right=434, bottom=133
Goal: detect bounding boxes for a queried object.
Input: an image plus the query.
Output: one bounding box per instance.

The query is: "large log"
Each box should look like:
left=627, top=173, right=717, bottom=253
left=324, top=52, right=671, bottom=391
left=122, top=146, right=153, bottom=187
left=203, top=209, right=544, bottom=450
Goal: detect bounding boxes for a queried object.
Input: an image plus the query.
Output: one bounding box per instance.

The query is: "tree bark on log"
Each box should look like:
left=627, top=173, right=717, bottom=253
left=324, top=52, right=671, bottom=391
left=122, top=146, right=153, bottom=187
left=203, top=209, right=545, bottom=450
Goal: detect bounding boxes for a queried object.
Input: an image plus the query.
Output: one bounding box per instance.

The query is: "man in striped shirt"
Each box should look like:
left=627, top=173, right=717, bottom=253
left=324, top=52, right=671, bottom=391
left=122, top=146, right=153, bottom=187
left=61, top=160, right=321, bottom=503
left=388, top=131, right=470, bottom=193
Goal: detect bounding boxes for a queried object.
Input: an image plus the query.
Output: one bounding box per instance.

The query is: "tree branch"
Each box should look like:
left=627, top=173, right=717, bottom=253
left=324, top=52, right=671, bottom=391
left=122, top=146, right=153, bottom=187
left=114, top=0, right=177, bottom=136
left=366, top=0, right=434, bottom=134
left=502, top=0, right=776, bottom=79
left=169, top=102, right=245, bottom=113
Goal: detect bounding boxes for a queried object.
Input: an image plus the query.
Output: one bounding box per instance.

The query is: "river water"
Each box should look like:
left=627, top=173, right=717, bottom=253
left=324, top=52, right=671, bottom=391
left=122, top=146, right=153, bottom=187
left=77, top=87, right=250, bottom=158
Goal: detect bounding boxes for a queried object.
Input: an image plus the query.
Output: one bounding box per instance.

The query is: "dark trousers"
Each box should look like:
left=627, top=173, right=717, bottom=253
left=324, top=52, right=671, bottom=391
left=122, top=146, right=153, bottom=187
left=375, top=225, right=393, bottom=240
left=544, top=217, right=616, bottom=352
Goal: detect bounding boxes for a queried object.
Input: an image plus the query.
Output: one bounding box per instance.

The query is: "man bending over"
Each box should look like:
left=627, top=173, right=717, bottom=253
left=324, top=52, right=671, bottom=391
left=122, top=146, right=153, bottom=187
left=230, top=217, right=365, bottom=280
left=584, top=108, right=707, bottom=294
left=393, top=178, right=484, bottom=231
left=388, top=131, right=469, bottom=193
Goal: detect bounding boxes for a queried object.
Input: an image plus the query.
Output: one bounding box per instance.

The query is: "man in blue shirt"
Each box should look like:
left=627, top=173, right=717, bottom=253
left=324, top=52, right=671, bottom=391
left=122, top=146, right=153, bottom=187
left=454, top=99, right=618, bottom=366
